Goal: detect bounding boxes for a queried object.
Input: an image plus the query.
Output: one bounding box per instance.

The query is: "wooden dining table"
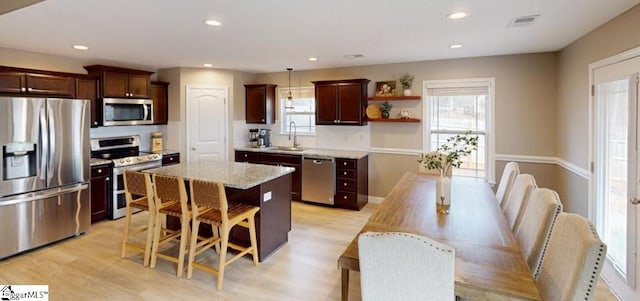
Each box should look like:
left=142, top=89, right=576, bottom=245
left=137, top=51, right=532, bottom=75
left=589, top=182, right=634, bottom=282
left=338, top=172, right=542, bottom=301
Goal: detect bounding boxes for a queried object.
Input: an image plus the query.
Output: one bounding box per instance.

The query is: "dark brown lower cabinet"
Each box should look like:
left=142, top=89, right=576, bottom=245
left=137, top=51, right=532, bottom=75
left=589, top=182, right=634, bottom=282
left=90, top=164, right=112, bottom=223
left=235, top=151, right=301, bottom=201
left=335, top=156, right=368, bottom=210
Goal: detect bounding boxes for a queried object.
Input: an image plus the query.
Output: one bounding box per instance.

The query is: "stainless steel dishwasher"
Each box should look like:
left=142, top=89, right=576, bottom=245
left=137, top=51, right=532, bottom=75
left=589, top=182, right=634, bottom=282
left=302, top=156, right=335, bottom=205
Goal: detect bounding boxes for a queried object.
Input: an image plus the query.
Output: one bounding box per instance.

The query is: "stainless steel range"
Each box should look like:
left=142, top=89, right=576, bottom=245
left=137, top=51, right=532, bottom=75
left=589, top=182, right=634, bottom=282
left=90, top=135, right=161, bottom=219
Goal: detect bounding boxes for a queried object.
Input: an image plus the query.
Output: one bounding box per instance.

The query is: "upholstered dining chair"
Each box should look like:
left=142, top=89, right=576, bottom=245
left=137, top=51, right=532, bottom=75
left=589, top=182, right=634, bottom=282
left=149, top=174, right=191, bottom=277
left=187, top=179, right=260, bottom=291
left=513, top=188, right=562, bottom=279
left=358, top=232, right=455, bottom=301
left=495, top=162, right=519, bottom=206
left=121, top=170, right=156, bottom=266
left=536, top=213, right=607, bottom=301
left=501, top=174, right=537, bottom=231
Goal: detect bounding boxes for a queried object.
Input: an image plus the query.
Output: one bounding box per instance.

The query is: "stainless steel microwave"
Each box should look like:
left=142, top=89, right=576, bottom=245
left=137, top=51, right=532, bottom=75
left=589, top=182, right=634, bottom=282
left=103, top=98, right=153, bottom=126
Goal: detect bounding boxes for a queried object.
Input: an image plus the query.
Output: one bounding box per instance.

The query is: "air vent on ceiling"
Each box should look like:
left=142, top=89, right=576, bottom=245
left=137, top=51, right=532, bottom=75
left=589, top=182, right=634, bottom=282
left=344, top=54, right=365, bottom=59
left=508, top=15, right=540, bottom=27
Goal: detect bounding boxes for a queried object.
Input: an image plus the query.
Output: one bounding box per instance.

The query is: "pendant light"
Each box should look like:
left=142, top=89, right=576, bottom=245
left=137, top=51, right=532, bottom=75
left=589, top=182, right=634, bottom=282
left=286, top=67, right=294, bottom=108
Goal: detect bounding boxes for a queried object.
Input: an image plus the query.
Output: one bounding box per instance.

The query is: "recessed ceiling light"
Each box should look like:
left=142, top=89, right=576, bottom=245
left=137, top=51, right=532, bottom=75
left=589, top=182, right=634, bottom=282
left=204, top=20, right=222, bottom=26
left=203, top=63, right=213, bottom=67
left=447, top=12, right=467, bottom=20
left=449, top=44, right=463, bottom=49
left=308, top=57, right=318, bottom=62
left=72, top=45, right=89, bottom=50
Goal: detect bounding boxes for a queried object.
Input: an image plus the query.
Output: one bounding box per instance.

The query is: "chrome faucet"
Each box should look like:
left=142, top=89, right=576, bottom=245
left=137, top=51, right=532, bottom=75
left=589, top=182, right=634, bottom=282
left=289, top=121, right=299, bottom=148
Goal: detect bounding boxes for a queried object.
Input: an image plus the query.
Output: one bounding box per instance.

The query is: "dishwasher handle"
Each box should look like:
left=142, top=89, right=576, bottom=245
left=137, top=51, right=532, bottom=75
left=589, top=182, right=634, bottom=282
left=303, top=156, right=334, bottom=164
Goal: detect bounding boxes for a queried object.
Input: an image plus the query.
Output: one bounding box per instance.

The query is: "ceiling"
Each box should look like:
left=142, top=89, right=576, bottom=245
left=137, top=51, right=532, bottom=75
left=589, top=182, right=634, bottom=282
left=0, top=0, right=639, bottom=73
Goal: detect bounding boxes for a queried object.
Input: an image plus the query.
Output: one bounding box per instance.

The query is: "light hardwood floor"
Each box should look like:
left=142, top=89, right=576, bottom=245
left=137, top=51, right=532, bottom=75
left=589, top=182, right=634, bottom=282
left=0, top=202, right=619, bottom=301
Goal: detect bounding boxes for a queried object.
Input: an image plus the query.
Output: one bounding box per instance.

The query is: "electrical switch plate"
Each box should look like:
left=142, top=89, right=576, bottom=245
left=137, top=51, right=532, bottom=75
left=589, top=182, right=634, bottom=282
left=264, top=191, right=272, bottom=202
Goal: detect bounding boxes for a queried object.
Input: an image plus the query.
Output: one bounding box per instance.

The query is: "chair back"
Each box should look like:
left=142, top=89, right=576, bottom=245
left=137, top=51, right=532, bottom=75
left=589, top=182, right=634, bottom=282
left=152, top=174, right=188, bottom=212
left=513, top=188, right=562, bottom=278
left=536, top=213, right=607, bottom=301
left=495, top=162, right=519, bottom=206
left=502, top=174, right=537, bottom=230
left=190, top=179, right=229, bottom=221
left=358, top=232, right=455, bottom=301
left=123, top=170, right=155, bottom=209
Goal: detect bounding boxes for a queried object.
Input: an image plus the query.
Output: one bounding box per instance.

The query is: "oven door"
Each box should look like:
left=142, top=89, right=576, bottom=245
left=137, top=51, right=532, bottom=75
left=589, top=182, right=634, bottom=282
left=103, top=98, right=153, bottom=126
left=111, top=160, right=161, bottom=219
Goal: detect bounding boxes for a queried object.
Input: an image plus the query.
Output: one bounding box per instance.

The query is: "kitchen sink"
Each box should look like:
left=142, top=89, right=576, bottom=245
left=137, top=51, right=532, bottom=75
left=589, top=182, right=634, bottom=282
left=275, top=146, right=306, bottom=152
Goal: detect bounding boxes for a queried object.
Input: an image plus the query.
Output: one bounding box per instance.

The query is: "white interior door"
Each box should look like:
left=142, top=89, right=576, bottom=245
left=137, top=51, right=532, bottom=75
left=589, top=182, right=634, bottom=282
left=592, top=55, right=640, bottom=301
left=185, top=86, right=228, bottom=162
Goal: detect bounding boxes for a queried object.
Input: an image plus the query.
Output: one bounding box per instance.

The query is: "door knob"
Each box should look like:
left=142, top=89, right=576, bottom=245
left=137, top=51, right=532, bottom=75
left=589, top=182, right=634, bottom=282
left=191, top=147, right=197, bottom=151
left=631, top=198, right=640, bottom=205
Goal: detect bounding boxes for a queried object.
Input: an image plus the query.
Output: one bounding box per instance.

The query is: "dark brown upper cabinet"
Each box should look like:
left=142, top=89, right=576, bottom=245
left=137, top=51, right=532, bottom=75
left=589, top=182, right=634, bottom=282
left=0, top=67, right=75, bottom=98
left=312, top=79, right=369, bottom=126
left=151, top=81, right=169, bottom=125
left=84, top=65, right=153, bottom=99
left=76, top=77, right=100, bottom=127
left=245, top=84, right=276, bottom=124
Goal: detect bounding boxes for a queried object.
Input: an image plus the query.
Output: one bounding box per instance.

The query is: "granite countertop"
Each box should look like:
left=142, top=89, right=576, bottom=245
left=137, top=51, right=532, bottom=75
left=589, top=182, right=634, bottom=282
left=90, top=158, right=112, bottom=166
left=235, top=146, right=369, bottom=159
left=144, top=159, right=294, bottom=190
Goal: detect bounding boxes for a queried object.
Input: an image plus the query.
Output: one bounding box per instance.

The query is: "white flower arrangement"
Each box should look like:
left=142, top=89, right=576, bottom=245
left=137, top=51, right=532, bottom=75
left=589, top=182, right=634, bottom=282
left=418, top=131, right=479, bottom=176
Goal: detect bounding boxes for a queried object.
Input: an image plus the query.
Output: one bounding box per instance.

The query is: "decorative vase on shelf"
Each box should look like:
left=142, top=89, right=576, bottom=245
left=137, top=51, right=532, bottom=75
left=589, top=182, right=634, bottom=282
left=381, top=111, right=390, bottom=119
left=435, top=175, right=451, bottom=214
left=403, top=88, right=412, bottom=96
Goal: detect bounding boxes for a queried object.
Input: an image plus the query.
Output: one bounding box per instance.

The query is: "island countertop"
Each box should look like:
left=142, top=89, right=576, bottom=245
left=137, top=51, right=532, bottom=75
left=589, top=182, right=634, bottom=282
left=145, top=159, right=294, bottom=190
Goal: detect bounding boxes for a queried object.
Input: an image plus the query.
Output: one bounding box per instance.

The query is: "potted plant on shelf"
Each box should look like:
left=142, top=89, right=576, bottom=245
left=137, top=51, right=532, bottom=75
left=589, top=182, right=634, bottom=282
left=380, top=101, right=393, bottom=119
left=399, top=73, right=414, bottom=96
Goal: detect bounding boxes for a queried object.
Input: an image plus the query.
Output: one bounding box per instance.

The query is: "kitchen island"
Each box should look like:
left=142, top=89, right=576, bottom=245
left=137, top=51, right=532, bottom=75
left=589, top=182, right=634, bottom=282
left=145, top=160, right=294, bottom=261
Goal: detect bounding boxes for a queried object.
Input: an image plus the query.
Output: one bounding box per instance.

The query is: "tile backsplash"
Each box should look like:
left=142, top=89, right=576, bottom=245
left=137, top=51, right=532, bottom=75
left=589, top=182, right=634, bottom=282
left=90, top=125, right=167, bottom=151
left=234, top=120, right=370, bottom=151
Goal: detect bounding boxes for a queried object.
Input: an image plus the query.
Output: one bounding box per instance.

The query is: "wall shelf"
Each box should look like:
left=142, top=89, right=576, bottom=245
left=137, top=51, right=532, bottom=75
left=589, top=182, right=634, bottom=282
left=367, top=95, right=421, bottom=101
left=367, top=118, right=421, bottom=123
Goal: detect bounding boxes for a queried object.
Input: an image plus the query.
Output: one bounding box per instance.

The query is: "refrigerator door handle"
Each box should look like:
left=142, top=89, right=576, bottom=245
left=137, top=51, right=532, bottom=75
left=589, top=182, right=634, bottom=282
left=0, top=183, right=88, bottom=207
left=47, top=103, right=56, bottom=185
left=39, top=104, right=48, bottom=181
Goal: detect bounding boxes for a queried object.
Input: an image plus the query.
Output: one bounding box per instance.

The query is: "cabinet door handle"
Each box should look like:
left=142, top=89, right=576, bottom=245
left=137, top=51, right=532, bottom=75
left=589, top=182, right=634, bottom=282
left=21, top=87, right=26, bottom=92
left=343, top=162, right=347, bottom=166
left=106, top=177, right=110, bottom=181
left=343, top=195, right=347, bottom=199
left=343, top=171, right=347, bottom=175
left=93, top=121, right=98, bottom=125
left=244, top=154, right=248, bottom=157
left=261, top=119, right=265, bottom=122
left=343, top=183, right=348, bottom=186
left=27, top=87, right=33, bottom=92
left=97, top=169, right=102, bottom=173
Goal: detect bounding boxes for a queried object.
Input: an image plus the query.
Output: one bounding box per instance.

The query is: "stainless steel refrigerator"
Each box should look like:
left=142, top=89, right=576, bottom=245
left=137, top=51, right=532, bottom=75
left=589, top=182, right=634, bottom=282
left=0, top=97, right=90, bottom=259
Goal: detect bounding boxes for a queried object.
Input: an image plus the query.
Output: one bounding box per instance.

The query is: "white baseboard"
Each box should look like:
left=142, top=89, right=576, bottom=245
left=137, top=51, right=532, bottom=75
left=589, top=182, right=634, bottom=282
left=368, top=196, right=385, bottom=204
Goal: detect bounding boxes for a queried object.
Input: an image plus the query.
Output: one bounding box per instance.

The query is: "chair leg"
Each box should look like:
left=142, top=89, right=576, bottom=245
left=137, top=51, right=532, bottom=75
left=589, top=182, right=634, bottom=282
left=120, top=206, right=133, bottom=258
left=176, top=215, right=190, bottom=278
left=217, top=226, right=229, bottom=291
left=211, top=224, right=220, bottom=255
left=143, top=211, right=155, bottom=266
left=248, top=216, right=259, bottom=265
left=187, top=219, right=201, bottom=279
left=150, top=212, right=163, bottom=268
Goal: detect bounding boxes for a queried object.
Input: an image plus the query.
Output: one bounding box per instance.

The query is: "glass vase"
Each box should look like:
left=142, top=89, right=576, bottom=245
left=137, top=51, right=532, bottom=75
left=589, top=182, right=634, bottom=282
left=435, top=175, right=451, bottom=214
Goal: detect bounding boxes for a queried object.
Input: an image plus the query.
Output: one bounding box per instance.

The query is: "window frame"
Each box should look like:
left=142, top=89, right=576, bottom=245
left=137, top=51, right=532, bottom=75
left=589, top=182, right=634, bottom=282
left=422, top=78, right=496, bottom=183
left=277, top=86, right=317, bottom=136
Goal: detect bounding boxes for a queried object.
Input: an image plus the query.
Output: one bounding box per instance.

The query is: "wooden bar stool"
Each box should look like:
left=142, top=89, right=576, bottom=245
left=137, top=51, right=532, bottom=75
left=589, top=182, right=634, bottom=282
left=120, top=170, right=155, bottom=266
left=149, top=174, right=191, bottom=277
left=187, top=179, right=260, bottom=291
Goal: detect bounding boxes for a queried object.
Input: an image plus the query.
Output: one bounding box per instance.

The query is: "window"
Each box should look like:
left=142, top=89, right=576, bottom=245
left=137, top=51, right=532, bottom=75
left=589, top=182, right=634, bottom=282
left=278, top=86, right=316, bottom=135
left=424, top=78, right=495, bottom=181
